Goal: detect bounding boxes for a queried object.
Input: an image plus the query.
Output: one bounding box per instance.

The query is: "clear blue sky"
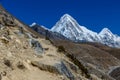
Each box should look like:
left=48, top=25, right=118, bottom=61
left=1, top=0, right=120, bottom=35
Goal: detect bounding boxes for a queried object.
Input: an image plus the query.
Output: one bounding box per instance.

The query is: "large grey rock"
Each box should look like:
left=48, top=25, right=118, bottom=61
left=31, top=61, right=74, bottom=80
left=14, top=26, right=24, bottom=36
left=109, top=67, right=120, bottom=80
left=55, top=61, right=74, bottom=80
left=31, top=61, right=59, bottom=74
left=29, top=39, right=44, bottom=55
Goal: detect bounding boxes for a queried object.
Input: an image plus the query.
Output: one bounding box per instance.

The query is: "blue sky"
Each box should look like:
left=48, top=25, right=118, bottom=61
left=1, top=0, right=120, bottom=35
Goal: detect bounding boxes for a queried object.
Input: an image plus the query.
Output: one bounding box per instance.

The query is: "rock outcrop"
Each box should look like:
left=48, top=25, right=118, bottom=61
left=29, top=39, right=44, bottom=55
left=31, top=61, right=74, bottom=80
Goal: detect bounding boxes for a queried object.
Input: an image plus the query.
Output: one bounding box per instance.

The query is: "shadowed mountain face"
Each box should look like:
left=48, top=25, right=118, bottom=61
left=30, top=23, right=69, bottom=41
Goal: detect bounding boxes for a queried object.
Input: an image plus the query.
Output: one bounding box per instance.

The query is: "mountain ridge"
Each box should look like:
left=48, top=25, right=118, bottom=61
left=30, top=14, right=120, bottom=80
left=50, top=14, right=120, bottom=48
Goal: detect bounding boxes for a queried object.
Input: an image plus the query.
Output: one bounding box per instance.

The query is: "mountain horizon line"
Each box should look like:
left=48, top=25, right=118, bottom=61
left=30, top=13, right=117, bottom=36
left=31, top=13, right=120, bottom=48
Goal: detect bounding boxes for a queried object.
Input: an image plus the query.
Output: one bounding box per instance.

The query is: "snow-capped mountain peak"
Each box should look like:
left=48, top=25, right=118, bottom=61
left=61, top=14, right=72, bottom=19
left=51, top=14, right=120, bottom=48
left=51, top=14, right=83, bottom=33
left=99, top=28, right=113, bottom=37
left=60, top=14, right=75, bottom=22
left=51, top=14, right=100, bottom=42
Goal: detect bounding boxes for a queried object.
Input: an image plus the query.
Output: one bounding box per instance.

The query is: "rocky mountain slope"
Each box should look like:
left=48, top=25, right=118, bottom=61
left=31, top=15, right=120, bottom=80
left=31, top=22, right=120, bottom=79
left=1, top=3, right=120, bottom=80
left=51, top=14, right=120, bottom=48
left=0, top=5, right=99, bottom=80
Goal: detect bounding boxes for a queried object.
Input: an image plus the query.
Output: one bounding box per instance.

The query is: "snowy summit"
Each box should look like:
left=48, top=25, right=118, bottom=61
left=51, top=14, right=120, bottom=48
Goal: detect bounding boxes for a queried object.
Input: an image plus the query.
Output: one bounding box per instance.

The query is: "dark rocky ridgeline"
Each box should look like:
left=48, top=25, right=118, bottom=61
left=31, top=24, right=69, bottom=41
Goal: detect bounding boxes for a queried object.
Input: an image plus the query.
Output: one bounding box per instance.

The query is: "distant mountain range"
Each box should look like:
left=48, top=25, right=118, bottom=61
left=31, top=14, right=120, bottom=48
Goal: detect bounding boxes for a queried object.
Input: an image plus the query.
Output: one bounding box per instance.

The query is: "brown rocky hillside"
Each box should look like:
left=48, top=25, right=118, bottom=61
left=1, top=4, right=120, bottom=80
left=50, top=39, right=120, bottom=80
left=0, top=5, right=105, bottom=80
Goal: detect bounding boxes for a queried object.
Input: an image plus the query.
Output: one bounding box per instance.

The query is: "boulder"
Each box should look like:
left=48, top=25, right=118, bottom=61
left=29, top=39, right=44, bottom=55
left=31, top=61, right=74, bottom=80
left=55, top=61, right=75, bottom=80
left=2, top=14, right=16, bottom=26
left=17, top=61, right=26, bottom=69
left=31, top=61, right=59, bottom=74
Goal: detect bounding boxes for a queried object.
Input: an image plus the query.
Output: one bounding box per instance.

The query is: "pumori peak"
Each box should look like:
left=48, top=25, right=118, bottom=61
left=51, top=14, right=120, bottom=48
left=51, top=14, right=99, bottom=41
